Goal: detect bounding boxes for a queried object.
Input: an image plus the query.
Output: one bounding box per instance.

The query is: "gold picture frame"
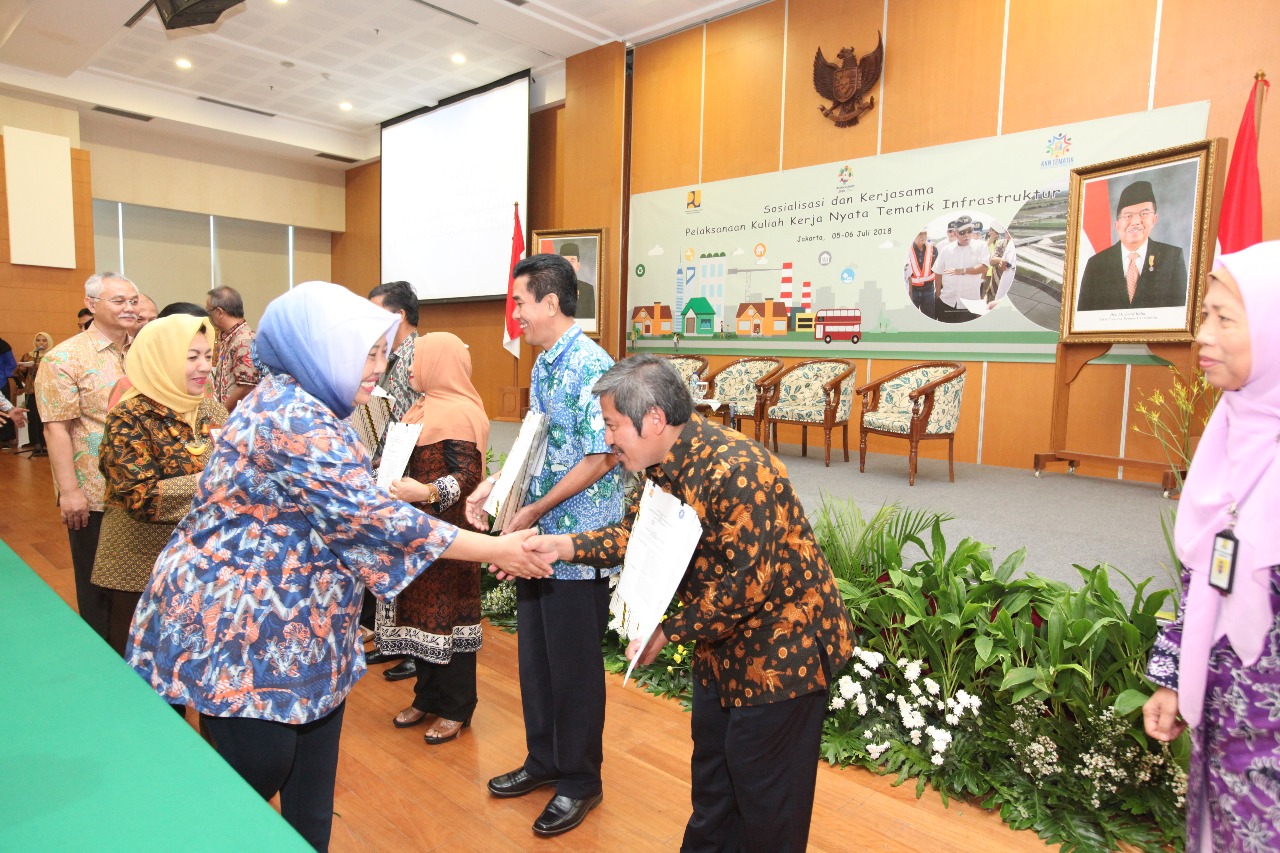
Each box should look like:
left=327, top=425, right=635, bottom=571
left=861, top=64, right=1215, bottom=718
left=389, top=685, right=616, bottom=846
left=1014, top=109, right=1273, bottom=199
left=531, top=228, right=605, bottom=338
left=1060, top=138, right=1223, bottom=343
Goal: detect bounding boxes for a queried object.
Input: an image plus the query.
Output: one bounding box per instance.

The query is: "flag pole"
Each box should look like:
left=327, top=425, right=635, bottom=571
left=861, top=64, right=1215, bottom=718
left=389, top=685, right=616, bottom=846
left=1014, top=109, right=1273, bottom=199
left=1254, top=70, right=1268, bottom=141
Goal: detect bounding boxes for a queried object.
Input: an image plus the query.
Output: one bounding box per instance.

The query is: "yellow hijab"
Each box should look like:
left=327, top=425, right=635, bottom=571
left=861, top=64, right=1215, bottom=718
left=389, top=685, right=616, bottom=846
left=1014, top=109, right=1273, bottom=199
left=121, top=315, right=214, bottom=429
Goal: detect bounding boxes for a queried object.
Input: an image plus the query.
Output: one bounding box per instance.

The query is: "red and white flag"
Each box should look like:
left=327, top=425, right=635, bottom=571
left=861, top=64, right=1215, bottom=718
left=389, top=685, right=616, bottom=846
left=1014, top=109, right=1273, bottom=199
left=503, top=204, right=525, bottom=358
left=1217, top=76, right=1269, bottom=256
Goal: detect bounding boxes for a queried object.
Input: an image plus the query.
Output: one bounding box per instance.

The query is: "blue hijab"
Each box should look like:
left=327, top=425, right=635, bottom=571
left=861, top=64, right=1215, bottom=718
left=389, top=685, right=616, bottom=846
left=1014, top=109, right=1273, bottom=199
left=256, top=281, right=398, bottom=419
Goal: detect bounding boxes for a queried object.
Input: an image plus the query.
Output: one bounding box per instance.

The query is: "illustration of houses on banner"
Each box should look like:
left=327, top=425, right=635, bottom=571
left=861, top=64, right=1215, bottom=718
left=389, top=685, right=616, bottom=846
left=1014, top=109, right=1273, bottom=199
left=736, top=298, right=789, bottom=337
left=631, top=302, right=673, bottom=336
left=680, top=297, right=716, bottom=335
left=698, top=252, right=726, bottom=322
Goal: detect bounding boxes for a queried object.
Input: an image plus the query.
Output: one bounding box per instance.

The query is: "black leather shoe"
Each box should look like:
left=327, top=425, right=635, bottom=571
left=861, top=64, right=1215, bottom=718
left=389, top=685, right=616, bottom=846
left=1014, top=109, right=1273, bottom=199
left=363, top=651, right=403, bottom=666
left=383, top=659, right=417, bottom=681
left=532, top=792, right=603, bottom=837
left=487, top=767, right=559, bottom=798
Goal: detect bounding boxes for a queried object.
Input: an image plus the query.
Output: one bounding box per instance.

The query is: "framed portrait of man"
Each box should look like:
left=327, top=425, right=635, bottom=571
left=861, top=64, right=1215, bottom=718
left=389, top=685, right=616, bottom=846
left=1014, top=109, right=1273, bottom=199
left=1060, top=139, right=1223, bottom=343
left=532, top=228, right=605, bottom=337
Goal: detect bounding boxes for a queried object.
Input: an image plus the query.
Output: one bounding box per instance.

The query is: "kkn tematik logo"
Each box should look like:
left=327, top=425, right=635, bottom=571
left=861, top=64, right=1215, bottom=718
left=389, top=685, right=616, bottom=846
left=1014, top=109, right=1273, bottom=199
left=1042, top=133, right=1074, bottom=168
left=837, top=165, right=853, bottom=185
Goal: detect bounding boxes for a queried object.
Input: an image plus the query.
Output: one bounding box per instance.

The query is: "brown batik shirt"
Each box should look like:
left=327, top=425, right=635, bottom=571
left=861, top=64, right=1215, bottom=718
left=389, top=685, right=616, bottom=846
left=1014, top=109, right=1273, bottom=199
left=570, top=413, right=855, bottom=708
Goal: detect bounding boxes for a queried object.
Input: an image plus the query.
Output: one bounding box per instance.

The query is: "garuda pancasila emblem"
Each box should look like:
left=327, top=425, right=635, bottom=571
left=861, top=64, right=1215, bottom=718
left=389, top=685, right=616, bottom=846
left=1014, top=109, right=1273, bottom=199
left=813, top=33, right=884, bottom=128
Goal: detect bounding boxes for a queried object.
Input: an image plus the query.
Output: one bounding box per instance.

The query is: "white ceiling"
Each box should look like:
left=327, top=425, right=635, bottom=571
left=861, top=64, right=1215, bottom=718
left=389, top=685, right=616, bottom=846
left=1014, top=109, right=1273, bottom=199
left=0, top=0, right=766, bottom=169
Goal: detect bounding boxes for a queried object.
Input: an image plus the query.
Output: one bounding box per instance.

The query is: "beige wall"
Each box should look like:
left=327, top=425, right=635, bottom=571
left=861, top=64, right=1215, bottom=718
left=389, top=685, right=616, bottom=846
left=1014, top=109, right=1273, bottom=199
left=86, top=142, right=344, bottom=233
left=0, top=94, right=80, bottom=147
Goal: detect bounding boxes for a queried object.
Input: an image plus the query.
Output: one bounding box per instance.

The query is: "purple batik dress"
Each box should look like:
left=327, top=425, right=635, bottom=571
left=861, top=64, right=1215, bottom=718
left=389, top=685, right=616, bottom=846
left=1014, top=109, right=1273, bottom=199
left=1147, top=572, right=1280, bottom=852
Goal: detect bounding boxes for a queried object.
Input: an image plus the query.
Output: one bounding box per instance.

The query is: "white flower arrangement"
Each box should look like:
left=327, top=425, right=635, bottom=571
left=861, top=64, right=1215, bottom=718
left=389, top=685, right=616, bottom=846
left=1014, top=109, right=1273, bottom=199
left=826, top=649, right=982, bottom=772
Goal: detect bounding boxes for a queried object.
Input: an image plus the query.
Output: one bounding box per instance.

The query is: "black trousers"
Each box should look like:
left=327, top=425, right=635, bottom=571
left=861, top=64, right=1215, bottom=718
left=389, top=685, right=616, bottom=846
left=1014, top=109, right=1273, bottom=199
left=515, top=575, right=611, bottom=799
left=202, top=702, right=346, bottom=852
left=107, top=588, right=142, bottom=658
left=68, top=510, right=112, bottom=643
left=411, top=651, right=477, bottom=723
left=24, top=393, right=44, bottom=449
left=681, top=680, right=827, bottom=853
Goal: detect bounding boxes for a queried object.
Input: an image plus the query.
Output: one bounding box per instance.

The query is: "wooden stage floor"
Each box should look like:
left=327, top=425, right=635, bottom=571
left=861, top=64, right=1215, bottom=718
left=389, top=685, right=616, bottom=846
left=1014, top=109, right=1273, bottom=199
left=0, top=448, right=1049, bottom=852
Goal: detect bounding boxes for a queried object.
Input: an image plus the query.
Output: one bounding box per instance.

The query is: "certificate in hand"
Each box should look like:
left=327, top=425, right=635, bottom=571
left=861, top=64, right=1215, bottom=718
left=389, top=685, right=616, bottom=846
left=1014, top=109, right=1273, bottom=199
left=483, top=410, right=549, bottom=531
left=612, top=479, right=703, bottom=685
left=375, top=422, right=423, bottom=489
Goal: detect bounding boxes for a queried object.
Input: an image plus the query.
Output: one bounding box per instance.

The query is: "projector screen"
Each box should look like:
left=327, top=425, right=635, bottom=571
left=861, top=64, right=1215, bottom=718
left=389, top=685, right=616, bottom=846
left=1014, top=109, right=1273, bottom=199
left=381, top=74, right=529, bottom=302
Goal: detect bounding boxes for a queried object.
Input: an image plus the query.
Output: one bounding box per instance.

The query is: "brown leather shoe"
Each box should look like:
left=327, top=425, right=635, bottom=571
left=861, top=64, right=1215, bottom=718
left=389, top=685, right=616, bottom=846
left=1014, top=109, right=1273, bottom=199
left=393, top=707, right=434, bottom=729
left=423, top=717, right=470, bottom=745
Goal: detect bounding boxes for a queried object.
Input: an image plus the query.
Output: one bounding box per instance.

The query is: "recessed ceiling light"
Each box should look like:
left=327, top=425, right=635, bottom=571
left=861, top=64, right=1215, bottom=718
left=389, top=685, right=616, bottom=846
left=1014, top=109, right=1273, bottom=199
left=451, top=53, right=466, bottom=64
left=175, top=58, right=192, bottom=69
left=339, top=101, right=353, bottom=111
left=272, top=0, right=288, bottom=4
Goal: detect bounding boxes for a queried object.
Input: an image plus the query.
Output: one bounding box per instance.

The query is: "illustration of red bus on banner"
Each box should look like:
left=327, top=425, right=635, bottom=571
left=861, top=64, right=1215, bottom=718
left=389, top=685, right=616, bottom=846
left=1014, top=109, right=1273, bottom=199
left=814, top=308, right=862, bottom=344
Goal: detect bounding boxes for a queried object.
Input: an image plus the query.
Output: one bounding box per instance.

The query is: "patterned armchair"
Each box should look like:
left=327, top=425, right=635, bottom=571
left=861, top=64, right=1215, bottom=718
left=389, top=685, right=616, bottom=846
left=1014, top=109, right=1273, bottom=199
left=856, top=361, right=966, bottom=485
left=761, top=358, right=856, bottom=466
left=704, top=356, right=783, bottom=440
left=661, top=354, right=710, bottom=388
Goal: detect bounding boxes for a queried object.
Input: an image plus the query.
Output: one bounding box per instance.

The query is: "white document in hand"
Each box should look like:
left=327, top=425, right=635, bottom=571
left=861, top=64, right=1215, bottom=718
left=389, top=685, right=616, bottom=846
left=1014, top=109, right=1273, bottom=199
left=376, top=422, right=423, bottom=489
left=483, top=410, right=549, bottom=529
left=613, top=479, right=703, bottom=685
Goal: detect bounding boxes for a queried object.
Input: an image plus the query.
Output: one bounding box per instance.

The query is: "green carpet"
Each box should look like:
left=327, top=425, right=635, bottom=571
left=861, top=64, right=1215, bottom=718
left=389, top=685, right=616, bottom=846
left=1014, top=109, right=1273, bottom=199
left=0, top=539, right=308, bottom=852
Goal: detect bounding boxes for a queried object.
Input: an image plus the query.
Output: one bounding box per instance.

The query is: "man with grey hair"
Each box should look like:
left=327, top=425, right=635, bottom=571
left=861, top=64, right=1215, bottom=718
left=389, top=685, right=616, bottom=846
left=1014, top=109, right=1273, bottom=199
left=35, top=272, right=140, bottom=641
left=530, top=354, right=855, bottom=852
left=205, top=286, right=260, bottom=413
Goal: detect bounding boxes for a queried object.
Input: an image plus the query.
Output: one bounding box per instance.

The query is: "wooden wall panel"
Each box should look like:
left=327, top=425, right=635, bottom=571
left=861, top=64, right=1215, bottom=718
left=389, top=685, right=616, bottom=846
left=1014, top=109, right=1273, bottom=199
left=1002, top=0, right=1154, bottom=134
left=330, top=160, right=380, bottom=295
left=630, top=30, right=704, bottom=194
left=981, top=362, right=1054, bottom=470
left=529, top=106, right=564, bottom=234
left=1156, top=0, right=1280, bottom=239
left=563, top=42, right=628, bottom=357
left=1121, top=363, right=1190, bottom=484
left=426, top=299, right=518, bottom=419
left=782, top=0, right=884, bottom=170
left=702, top=2, right=786, bottom=183
left=0, top=145, right=96, bottom=356
left=880, top=0, right=1005, bottom=154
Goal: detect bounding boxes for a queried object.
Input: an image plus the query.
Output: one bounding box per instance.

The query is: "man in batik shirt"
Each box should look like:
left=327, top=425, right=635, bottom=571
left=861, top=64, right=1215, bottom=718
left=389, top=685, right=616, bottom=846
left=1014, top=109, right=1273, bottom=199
left=205, top=286, right=260, bottom=412
left=367, top=280, right=420, bottom=422
left=466, top=254, right=623, bottom=838
left=36, top=272, right=139, bottom=641
left=533, top=354, right=855, bottom=853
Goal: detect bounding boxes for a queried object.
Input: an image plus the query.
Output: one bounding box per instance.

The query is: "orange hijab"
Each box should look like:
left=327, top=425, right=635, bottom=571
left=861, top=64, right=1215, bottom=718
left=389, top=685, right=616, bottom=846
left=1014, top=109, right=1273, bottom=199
left=400, top=332, right=490, bottom=451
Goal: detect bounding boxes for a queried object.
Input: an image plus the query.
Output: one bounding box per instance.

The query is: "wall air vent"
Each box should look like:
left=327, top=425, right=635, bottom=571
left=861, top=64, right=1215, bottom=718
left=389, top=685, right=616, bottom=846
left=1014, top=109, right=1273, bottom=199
left=316, top=152, right=359, bottom=163
left=196, top=96, right=276, bottom=117
left=91, top=105, right=155, bottom=122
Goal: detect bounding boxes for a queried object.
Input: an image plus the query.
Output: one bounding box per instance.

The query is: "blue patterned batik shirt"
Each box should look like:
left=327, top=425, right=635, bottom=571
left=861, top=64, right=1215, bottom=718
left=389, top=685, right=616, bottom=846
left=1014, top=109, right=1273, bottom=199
left=126, top=372, right=458, bottom=724
left=528, top=325, right=623, bottom=579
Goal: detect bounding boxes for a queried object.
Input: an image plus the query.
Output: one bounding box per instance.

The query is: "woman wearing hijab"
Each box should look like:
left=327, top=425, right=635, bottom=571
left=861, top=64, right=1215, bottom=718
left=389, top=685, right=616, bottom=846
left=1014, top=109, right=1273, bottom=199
left=17, top=332, right=53, bottom=454
left=94, top=315, right=226, bottom=656
left=126, top=282, right=552, bottom=852
left=382, top=332, right=489, bottom=744
left=1143, top=241, right=1280, bottom=852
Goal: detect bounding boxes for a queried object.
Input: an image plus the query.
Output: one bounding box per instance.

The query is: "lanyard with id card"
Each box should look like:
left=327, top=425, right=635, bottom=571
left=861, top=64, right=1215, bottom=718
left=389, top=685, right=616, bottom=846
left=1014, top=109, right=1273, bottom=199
left=1209, top=530, right=1238, bottom=593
